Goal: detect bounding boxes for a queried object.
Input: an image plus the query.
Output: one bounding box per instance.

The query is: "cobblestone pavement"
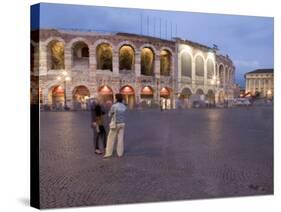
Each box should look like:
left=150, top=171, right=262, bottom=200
left=39, top=106, right=273, bottom=208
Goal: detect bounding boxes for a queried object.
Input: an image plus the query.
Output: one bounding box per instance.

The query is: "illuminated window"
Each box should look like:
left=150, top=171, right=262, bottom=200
left=160, top=50, right=171, bottom=76
left=141, top=47, right=154, bottom=76
left=181, top=52, right=192, bottom=77
left=119, top=45, right=135, bottom=70
left=96, top=43, right=113, bottom=71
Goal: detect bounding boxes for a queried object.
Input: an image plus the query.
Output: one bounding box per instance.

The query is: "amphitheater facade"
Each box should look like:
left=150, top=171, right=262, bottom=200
left=31, top=29, right=236, bottom=109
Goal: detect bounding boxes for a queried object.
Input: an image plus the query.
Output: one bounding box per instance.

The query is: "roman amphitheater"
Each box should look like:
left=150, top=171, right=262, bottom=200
left=31, top=29, right=235, bottom=110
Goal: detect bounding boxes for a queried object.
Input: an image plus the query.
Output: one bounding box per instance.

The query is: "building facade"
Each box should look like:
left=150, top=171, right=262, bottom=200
left=245, top=69, right=274, bottom=98
left=31, top=29, right=236, bottom=109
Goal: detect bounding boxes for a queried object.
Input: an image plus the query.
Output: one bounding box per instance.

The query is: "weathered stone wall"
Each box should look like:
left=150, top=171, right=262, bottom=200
left=31, top=29, right=236, bottom=109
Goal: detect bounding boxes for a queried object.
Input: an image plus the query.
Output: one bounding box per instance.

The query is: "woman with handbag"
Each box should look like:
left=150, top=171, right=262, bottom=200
left=103, top=93, right=127, bottom=159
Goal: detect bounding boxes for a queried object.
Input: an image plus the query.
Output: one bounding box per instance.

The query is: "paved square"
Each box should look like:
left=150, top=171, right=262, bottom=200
left=39, top=107, right=273, bottom=208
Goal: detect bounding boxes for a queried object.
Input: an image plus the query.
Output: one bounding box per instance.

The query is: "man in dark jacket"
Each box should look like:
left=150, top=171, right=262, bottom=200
left=91, top=97, right=107, bottom=155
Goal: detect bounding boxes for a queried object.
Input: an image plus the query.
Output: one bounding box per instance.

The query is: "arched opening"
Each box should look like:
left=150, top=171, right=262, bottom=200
left=141, top=47, right=154, bottom=76
left=119, top=45, right=135, bottom=71
left=219, top=65, right=224, bottom=85
left=140, top=86, right=154, bottom=107
left=180, top=87, right=192, bottom=99
left=160, top=87, right=172, bottom=109
left=49, top=85, right=65, bottom=110
left=73, top=86, right=90, bottom=110
left=96, top=43, right=113, bottom=71
left=181, top=52, right=192, bottom=77
left=196, top=89, right=204, bottom=95
left=98, top=85, right=114, bottom=105
left=160, top=49, right=171, bottom=76
left=47, top=40, right=65, bottom=70
left=178, top=87, right=192, bottom=109
left=218, top=91, right=225, bottom=104
left=206, top=90, right=215, bottom=106
left=72, top=41, right=89, bottom=68
left=195, top=56, right=204, bottom=77
left=120, top=85, right=135, bottom=109
left=207, top=59, right=214, bottom=79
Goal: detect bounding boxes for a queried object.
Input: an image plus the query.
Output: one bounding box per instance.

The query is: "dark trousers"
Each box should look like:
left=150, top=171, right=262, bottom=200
left=94, top=125, right=107, bottom=150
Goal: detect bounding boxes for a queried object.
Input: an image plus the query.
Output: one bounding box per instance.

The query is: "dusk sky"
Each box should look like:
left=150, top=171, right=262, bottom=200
left=31, top=3, right=274, bottom=87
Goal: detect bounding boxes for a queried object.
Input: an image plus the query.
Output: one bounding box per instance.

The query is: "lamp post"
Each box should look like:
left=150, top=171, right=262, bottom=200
left=57, top=71, right=71, bottom=110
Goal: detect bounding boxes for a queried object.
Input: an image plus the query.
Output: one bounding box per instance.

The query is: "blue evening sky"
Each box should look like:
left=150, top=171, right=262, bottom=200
left=31, top=3, right=274, bottom=87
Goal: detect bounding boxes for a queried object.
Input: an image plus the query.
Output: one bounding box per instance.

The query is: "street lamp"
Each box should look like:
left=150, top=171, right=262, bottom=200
left=57, top=71, right=71, bottom=110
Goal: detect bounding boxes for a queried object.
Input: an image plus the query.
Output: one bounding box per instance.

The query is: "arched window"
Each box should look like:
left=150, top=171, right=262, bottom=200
left=207, top=59, right=214, bottom=79
left=219, top=65, right=224, bottom=84
left=72, top=41, right=89, bottom=68
left=47, top=40, right=65, bottom=70
left=160, top=50, right=171, bottom=76
left=96, top=43, right=113, bottom=71
left=119, top=45, right=135, bottom=70
left=195, top=56, right=204, bottom=77
left=180, top=87, right=192, bottom=99
left=196, top=89, right=204, bottom=95
left=181, top=52, right=192, bottom=77
left=141, top=47, right=154, bottom=76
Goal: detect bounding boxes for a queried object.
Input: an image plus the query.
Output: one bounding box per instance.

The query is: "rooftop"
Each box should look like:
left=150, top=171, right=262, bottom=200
left=246, top=68, right=274, bottom=74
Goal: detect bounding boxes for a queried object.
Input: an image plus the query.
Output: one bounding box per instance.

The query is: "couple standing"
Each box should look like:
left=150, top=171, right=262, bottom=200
left=91, top=93, right=127, bottom=159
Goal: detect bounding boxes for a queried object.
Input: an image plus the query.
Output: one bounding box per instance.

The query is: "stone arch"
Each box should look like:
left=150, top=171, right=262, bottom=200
left=119, top=44, right=135, bottom=71
left=71, top=40, right=89, bottom=68
left=72, top=85, right=90, bottom=110
left=139, top=43, right=157, bottom=54
left=96, top=43, right=113, bottom=71
left=218, top=90, right=225, bottom=104
left=120, top=85, right=136, bottom=109
left=68, top=37, right=91, bottom=47
left=140, top=86, right=154, bottom=107
left=116, top=41, right=137, bottom=52
left=93, top=39, right=115, bottom=50
left=180, top=50, right=192, bottom=78
left=140, top=46, right=155, bottom=76
left=225, top=65, right=229, bottom=83
left=160, top=87, right=172, bottom=98
left=206, top=89, right=215, bottom=104
left=207, top=58, right=215, bottom=79
left=98, top=85, right=114, bottom=104
left=47, top=39, right=65, bottom=70
left=160, top=49, right=172, bottom=76
left=196, top=88, right=204, bottom=95
left=141, top=85, right=154, bottom=98
left=194, top=54, right=205, bottom=77
left=218, top=64, right=225, bottom=85
left=48, top=85, right=65, bottom=109
left=160, top=87, right=173, bottom=109
left=180, top=87, right=192, bottom=99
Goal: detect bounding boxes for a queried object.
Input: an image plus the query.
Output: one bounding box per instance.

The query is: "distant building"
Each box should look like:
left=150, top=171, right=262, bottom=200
left=244, top=69, right=273, bottom=98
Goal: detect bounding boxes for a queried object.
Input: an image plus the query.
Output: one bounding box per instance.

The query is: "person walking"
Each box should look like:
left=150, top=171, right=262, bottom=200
left=103, top=93, right=127, bottom=159
left=91, top=97, right=107, bottom=155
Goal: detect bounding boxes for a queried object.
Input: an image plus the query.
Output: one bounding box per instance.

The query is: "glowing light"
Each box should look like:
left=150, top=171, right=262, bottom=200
left=62, top=71, right=67, bottom=76
left=267, top=90, right=272, bottom=95
left=65, top=76, right=71, bottom=81
left=142, top=86, right=153, bottom=95
left=57, top=76, right=61, bottom=80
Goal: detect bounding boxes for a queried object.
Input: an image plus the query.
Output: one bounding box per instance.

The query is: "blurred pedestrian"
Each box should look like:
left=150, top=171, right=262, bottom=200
left=91, top=97, right=107, bottom=155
